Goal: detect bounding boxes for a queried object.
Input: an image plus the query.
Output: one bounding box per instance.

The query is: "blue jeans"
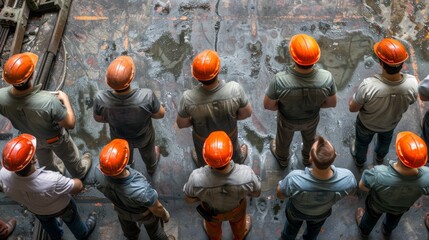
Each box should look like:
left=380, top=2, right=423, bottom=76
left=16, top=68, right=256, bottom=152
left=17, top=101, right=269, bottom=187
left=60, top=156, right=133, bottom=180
left=354, top=117, right=394, bottom=164
left=359, top=197, right=404, bottom=235
left=281, top=201, right=330, bottom=240
left=36, top=199, right=89, bottom=240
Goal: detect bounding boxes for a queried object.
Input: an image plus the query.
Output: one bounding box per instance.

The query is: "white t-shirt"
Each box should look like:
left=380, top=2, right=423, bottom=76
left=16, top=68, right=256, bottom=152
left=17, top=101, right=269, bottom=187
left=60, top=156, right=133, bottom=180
left=0, top=167, right=74, bottom=215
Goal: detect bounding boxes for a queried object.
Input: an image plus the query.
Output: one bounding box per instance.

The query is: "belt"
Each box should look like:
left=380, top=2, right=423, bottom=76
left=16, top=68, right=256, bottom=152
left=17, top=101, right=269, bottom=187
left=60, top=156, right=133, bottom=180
left=193, top=126, right=237, bottom=142
left=46, top=134, right=60, bottom=144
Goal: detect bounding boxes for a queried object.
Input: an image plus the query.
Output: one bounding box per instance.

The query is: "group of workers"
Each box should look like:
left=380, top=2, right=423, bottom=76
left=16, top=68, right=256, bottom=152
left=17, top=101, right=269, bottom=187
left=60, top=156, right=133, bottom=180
left=0, top=32, right=428, bottom=240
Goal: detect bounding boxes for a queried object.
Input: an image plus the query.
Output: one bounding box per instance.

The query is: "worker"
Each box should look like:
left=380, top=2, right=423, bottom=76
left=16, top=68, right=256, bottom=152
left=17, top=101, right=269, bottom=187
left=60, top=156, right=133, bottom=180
left=176, top=50, right=252, bottom=167
left=94, top=139, right=174, bottom=240
left=0, top=134, right=97, bottom=240
left=0, top=218, right=16, bottom=239
left=93, top=56, right=165, bottom=174
left=183, top=131, right=261, bottom=240
left=0, top=52, right=92, bottom=179
left=355, top=131, right=429, bottom=237
left=417, top=74, right=429, bottom=150
left=426, top=212, right=429, bottom=230
left=264, top=34, right=337, bottom=168
left=276, top=136, right=356, bottom=239
left=349, top=38, right=418, bottom=167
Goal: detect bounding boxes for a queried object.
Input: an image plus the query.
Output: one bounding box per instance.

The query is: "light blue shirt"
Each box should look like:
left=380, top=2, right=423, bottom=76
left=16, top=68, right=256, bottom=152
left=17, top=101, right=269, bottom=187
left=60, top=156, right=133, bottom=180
left=279, top=165, right=357, bottom=216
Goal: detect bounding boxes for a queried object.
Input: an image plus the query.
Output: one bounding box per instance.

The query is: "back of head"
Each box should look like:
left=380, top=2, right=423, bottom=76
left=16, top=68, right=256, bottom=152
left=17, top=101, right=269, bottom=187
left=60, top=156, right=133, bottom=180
left=310, top=136, right=336, bottom=170
left=373, top=38, right=408, bottom=66
left=105, top=56, right=135, bottom=91
left=192, top=50, right=221, bottom=81
left=99, top=139, right=130, bottom=176
left=2, top=134, right=37, bottom=172
left=396, top=131, right=427, bottom=168
left=289, top=34, right=320, bottom=66
left=2, top=52, right=38, bottom=86
left=203, top=131, right=233, bottom=168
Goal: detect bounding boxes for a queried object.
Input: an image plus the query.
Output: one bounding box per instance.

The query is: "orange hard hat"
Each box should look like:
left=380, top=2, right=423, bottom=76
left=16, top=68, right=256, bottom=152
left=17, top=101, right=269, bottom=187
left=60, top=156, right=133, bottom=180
left=373, top=38, right=409, bottom=66
left=203, top=131, right=233, bottom=168
left=2, top=134, right=37, bottom=172
left=2, top=52, right=38, bottom=85
left=289, top=34, right=320, bottom=66
left=192, top=50, right=221, bottom=81
left=99, top=139, right=129, bottom=176
left=105, top=56, right=135, bottom=91
left=396, top=131, right=427, bottom=168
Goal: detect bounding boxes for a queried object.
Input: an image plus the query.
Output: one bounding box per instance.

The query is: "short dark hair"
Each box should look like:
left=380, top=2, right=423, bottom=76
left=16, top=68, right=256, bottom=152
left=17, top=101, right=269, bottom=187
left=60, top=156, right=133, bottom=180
left=15, top=160, right=33, bottom=176
left=380, top=59, right=403, bottom=74
left=13, top=80, right=31, bottom=91
left=200, top=76, right=218, bottom=85
left=295, top=63, right=314, bottom=70
left=310, top=136, right=336, bottom=170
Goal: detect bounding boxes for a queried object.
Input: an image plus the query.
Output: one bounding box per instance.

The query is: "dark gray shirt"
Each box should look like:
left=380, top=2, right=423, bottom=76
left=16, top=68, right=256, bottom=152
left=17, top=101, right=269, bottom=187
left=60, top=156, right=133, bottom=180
left=93, top=88, right=160, bottom=146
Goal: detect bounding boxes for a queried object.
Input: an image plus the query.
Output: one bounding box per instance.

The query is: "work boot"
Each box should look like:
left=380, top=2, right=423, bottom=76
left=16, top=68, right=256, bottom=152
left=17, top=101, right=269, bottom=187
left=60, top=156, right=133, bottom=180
left=147, top=146, right=160, bottom=175
left=375, top=155, right=385, bottom=165
left=242, top=214, right=252, bottom=239
left=350, top=138, right=364, bottom=168
left=84, top=212, right=97, bottom=239
left=355, top=208, right=368, bottom=239
left=425, top=212, right=429, bottom=230
left=239, top=144, right=248, bottom=164
left=270, top=140, right=289, bottom=168
left=80, top=152, right=92, bottom=180
left=2, top=218, right=16, bottom=238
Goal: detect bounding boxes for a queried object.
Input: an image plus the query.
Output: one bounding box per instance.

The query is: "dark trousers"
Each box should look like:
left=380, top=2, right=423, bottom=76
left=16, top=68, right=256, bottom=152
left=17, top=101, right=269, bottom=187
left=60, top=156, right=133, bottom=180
left=354, top=117, right=394, bottom=164
left=281, top=201, right=330, bottom=240
left=115, top=207, right=168, bottom=240
left=358, top=197, right=404, bottom=235
left=35, top=199, right=89, bottom=240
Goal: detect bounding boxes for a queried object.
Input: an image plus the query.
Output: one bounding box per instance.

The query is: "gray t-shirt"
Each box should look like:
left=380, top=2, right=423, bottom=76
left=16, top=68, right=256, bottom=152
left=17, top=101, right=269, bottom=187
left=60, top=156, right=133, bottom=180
left=0, top=167, right=74, bottom=215
left=265, top=66, right=336, bottom=123
left=362, top=160, right=429, bottom=215
left=278, top=166, right=356, bottom=216
left=95, top=167, right=158, bottom=214
left=353, top=74, right=418, bottom=132
left=177, top=80, right=248, bottom=137
left=0, top=85, right=67, bottom=139
left=183, top=161, right=261, bottom=213
left=93, top=88, right=160, bottom=146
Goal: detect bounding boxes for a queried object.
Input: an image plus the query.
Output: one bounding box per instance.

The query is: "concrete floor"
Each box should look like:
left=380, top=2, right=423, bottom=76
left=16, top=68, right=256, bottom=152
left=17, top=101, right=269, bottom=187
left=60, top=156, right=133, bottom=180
left=1, top=0, right=429, bottom=239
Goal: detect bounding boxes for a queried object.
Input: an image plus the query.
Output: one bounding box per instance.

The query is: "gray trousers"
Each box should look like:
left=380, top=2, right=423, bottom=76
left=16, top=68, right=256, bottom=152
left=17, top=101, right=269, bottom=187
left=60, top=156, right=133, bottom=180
left=115, top=207, right=169, bottom=240
left=275, top=113, right=319, bottom=162
left=127, top=132, right=157, bottom=170
left=36, top=129, right=87, bottom=179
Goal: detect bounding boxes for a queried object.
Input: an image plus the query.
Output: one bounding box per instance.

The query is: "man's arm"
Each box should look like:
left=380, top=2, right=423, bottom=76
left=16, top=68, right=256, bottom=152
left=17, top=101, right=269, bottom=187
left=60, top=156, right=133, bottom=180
left=93, top=113, right=107, bottom=123
left=148, top=200, right=170, bottom=223
left=56, top=91, right=76, bottom=129
left=263, top=96, right=278, bottom=111
left=276, top=185, right=286, bottom=200
left=152, top=105, right=165, bottom=119
left=321, top=94, right=337, bottom=108
left=358, top=179, right=369, bottom=192
left=184, top=196, right=200, bottom=204
left=70, top=178, right=84, bottom=195
left=349, top=96, right=362, bottom=112
left=176, top=115, right=192, bottom=128
left=237, top=103, right=252, bottom=120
